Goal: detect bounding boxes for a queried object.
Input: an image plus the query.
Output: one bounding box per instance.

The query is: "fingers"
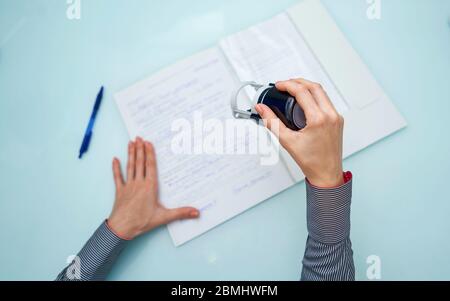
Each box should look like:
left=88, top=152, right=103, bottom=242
left=135, top=137, right=145, bottom=180
left=161, top=207, right=200, bottom=224
left=126, top=137, right=156, bottom=183
left=112, top=158, right=124, bottom=190
left=255, top=104, right=290, bottom=143
left=292, top=78, right=337, bottom=115
left=144, top=141, right=157, bottom=185
left=275, top=80, right=320, bottom=121
left=126, top=141, right=136, bottom=181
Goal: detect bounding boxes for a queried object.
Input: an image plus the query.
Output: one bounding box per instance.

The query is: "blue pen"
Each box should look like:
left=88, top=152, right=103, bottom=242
left=79, top=86, right=104, bottom=159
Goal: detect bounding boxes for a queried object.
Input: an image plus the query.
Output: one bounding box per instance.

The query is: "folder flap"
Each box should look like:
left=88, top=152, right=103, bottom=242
left=287, top=0, right=382, bottom=109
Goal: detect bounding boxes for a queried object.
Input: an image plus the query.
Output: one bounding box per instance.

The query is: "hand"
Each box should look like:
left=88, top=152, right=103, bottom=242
left=108, top=137, right=200, bottom=240
left=255, top=79, right=344, bottom=187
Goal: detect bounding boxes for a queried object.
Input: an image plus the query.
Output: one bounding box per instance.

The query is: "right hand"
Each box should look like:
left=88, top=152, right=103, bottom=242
left=255, top=79, right=345, bottom=188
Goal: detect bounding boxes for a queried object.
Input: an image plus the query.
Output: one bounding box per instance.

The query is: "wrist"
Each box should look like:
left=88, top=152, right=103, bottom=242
left=307, top=169, right=344, bottom=188
left=106, top=217, right=136, bottom=241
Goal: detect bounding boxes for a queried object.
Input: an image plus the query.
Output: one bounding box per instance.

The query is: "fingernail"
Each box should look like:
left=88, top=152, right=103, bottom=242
left=255, top=104, right=263, bottom=114
left=190, top=210, right=200, bottom=218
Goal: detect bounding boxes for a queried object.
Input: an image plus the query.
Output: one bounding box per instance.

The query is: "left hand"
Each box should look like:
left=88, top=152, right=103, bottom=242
left=108, top=137, right=200, bottom=240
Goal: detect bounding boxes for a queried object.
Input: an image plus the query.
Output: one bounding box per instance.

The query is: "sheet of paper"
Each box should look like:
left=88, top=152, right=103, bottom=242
left=220, top=13, right=348, bottom=114
left=115, top=48, right=294, bottom=246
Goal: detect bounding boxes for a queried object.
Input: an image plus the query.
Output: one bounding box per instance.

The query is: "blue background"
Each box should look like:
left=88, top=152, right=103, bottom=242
left=0, top=0, right=449, bottom=280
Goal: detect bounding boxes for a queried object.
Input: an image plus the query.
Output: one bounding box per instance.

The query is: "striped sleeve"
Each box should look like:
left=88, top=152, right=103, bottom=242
left=55, top=221, right=128, bottom=281
left=301, top=177, right=355, bottom=281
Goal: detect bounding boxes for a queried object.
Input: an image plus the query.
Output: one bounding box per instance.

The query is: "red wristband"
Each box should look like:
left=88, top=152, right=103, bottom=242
left=343, top=171, right=353, bottom=184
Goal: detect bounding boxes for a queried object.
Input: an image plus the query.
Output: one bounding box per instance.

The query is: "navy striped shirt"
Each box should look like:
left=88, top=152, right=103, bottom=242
left=301, top=177, right=354, bottom=281
left=57, top=178, right=354, bottom=281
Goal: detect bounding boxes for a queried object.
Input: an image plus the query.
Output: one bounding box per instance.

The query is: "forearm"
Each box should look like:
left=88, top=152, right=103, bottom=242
left=301, top=173, right=355, bottom=281
left=56, top=221, right=128, bottom=281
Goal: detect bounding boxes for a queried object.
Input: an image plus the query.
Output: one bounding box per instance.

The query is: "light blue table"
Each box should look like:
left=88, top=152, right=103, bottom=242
left=1, top=0, right=449, bottom=281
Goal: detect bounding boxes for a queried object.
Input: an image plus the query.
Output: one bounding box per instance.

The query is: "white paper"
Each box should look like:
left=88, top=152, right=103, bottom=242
left=115, top=48, right=293, bottom=246
left=220, top=13, right=348, bottom=114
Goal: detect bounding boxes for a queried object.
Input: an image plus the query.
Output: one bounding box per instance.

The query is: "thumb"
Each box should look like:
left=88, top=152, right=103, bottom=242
left=161, top=207, right=200, bottom=224
left=255, top=104, right=289, bottom=142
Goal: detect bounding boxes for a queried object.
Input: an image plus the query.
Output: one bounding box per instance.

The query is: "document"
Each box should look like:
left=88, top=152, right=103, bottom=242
left=115, top=48, right=294, bottom=246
